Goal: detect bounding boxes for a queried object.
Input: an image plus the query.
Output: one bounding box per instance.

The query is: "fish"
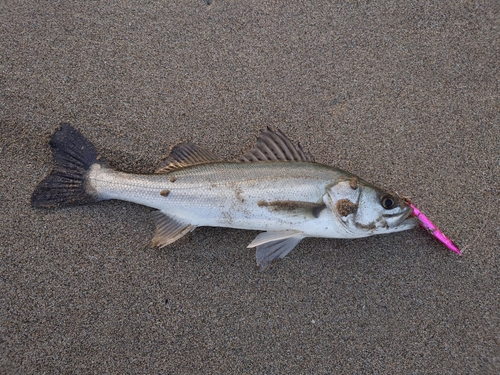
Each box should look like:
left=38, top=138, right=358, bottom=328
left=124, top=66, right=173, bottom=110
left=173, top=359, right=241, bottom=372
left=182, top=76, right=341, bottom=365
left=31, top=124, right=417, bottom=270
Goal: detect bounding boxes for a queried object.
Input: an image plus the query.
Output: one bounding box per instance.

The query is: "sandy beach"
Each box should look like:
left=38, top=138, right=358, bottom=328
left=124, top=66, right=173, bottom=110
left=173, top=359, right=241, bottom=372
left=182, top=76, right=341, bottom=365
left=1, top=1, right=499, bottom=373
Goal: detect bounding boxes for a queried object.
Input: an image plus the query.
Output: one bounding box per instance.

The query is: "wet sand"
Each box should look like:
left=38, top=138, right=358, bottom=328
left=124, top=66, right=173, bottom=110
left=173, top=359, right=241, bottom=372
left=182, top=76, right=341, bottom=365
left=2, top=1, right=499, bottom=373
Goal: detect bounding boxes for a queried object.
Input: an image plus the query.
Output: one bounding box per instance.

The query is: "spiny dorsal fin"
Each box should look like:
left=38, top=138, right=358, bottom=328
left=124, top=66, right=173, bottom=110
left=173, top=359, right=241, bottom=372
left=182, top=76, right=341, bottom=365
left=156, top=142, right=222, bottom=173
left=237, top=127, right=312, bottom=163
left=150, top=211, right=195, bottom=247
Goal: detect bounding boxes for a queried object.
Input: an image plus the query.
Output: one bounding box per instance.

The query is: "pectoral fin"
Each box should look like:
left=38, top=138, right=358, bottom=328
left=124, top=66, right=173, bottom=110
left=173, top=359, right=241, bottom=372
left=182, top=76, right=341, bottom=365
left=248, top=231, right=305, bottom=271
left=257, top=200, right=326, bottom=218
left=151, top=211, right=195, bottom=248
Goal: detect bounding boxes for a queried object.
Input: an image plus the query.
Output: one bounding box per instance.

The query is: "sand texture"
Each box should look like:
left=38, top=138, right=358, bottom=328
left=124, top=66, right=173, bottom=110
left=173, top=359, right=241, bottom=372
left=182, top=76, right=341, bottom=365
left=1, top=1, right=499, bottom=373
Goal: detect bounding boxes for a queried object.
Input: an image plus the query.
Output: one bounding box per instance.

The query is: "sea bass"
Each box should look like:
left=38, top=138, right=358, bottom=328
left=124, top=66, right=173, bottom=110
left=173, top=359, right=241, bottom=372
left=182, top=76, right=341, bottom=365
left=32, top=124, right=416, bottom=270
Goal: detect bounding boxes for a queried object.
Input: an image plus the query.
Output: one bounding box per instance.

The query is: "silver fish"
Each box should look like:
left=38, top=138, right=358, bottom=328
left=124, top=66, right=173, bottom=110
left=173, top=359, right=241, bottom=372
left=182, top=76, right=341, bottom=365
left=32, top=124, right=416, bottom=270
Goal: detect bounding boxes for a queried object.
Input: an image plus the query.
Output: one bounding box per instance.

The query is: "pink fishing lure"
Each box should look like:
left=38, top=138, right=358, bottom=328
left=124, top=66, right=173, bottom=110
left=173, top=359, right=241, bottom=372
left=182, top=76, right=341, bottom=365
left=408, top=202, right=462, bottom=256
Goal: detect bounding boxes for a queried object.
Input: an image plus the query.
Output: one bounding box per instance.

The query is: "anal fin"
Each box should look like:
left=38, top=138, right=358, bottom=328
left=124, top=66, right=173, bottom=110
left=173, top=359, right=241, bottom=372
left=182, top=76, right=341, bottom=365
left=247, top=231, right=305, bottom=271
left=151, top=211, right=195, bottom=248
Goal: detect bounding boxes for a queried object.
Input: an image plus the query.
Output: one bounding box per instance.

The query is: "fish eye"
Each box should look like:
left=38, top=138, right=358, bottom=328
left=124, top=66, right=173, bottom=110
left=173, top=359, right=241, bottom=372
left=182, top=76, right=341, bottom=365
left=381, top=194, right=396, bottom=209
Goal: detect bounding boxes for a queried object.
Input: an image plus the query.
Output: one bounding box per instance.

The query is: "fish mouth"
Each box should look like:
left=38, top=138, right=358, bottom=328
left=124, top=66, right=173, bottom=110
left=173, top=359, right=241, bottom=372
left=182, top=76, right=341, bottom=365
left=387, top=207, right=416, bottom=229
left=398, top=216, right=418, bottom=229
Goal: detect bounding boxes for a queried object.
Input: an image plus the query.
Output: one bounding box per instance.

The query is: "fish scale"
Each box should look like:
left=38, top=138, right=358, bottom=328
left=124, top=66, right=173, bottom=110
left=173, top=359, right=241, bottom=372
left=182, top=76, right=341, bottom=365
left=90, top=162, right=332, bottom=229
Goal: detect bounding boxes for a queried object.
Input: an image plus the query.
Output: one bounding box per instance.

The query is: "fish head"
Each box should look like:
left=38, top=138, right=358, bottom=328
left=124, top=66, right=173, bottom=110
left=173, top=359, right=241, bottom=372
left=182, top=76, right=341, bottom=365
left=326, top=178, right=417, bottom=237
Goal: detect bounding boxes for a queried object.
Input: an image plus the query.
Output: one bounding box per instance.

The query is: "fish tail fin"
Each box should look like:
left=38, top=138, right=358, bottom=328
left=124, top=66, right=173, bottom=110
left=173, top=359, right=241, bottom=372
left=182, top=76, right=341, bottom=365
left=31, top=123, right=101, bottom=208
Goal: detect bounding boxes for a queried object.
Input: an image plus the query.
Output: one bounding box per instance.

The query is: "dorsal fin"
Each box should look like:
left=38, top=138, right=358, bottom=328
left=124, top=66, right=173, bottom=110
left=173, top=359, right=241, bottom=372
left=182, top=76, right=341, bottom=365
left=156, top=142, right=222, bottom=173
left=237, top=127, right=312, bottom=163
